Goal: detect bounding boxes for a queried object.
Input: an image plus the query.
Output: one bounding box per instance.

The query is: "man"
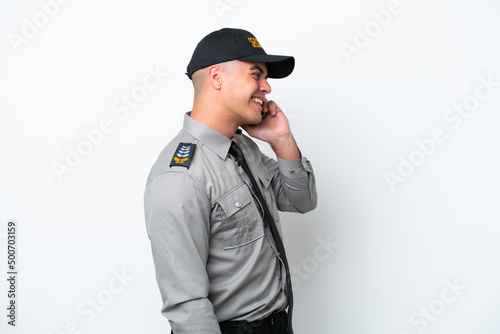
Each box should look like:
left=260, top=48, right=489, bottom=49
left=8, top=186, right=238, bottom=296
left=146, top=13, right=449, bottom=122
left=144, top=28, right=317, bottom=334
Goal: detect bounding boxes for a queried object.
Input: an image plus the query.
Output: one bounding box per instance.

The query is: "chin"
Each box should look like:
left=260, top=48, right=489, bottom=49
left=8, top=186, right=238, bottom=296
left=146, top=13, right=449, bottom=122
left=246, top=120, right=261, bottom=127
left=250, top=115, right=263, bottom=125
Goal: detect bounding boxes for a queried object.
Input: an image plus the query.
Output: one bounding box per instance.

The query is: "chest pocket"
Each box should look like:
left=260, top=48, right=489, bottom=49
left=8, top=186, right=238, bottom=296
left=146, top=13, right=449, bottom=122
left=217, top=184, right=265, bottom=250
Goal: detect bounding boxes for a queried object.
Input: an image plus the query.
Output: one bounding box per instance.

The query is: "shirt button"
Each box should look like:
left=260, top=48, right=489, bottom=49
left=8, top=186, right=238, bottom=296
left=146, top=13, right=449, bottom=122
left=288, top=169, right=294, bottom=173
left=235, top=202, right=242, bottom=208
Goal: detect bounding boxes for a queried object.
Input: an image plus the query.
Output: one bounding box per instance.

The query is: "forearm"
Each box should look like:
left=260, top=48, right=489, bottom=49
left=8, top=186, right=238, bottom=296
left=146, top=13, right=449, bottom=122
left=277, top=156, right=317, bottom=212
left=151, top=230, right=221, bottom=334
left=263, top=151, right=317, bottom=213
left=269, top=133, right=300, bottom=161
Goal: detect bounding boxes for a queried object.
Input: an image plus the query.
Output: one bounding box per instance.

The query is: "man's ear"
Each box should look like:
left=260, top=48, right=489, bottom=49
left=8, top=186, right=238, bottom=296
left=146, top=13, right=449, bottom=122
left=207, top=65, right=223, bottom=90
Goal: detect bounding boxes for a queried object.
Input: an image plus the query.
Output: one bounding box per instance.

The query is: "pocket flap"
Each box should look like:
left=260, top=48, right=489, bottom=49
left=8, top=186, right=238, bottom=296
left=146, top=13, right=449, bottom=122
left=257, top=164, right=272, bottom=188
left=218, top=185, right=252, bottom=217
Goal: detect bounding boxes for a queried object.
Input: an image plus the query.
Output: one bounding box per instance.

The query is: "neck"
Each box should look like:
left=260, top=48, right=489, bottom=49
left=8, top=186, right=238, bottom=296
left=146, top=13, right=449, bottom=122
left=191, top=97, right=238, bottom=138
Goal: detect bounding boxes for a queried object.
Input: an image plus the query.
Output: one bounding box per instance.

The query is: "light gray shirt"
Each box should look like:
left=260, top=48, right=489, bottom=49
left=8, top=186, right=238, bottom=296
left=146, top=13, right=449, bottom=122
left=144, top=113, right=317, bottom=333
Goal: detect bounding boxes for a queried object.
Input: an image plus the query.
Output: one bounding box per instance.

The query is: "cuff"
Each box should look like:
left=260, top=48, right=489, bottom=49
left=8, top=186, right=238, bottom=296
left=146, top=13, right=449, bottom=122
left=277, top=156, right=312, bottom=177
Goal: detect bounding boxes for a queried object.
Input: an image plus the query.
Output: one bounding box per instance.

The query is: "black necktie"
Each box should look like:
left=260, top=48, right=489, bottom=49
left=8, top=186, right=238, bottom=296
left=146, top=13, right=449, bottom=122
left=229, top=141, right=294, bottom=334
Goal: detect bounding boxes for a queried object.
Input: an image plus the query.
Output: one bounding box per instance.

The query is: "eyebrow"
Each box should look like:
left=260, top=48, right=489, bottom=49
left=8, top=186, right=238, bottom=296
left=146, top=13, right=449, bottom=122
left=249, top=65, right=268, bottom=79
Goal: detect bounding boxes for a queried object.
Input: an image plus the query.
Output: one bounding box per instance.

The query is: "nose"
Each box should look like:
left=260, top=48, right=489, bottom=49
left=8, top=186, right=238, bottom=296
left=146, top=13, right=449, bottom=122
left=259, top=77, right=271, bottom=95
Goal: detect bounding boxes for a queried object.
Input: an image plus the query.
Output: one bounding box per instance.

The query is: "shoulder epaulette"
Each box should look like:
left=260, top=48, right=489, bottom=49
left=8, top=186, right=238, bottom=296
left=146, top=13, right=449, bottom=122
left=169, top=142, right=196, bottom=168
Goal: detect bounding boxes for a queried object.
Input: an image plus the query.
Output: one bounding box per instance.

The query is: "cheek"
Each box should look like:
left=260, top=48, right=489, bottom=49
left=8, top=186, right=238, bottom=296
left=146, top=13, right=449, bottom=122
left=224, top=78, right=257, bottom=104
left=232, top=87, right=252, bottom=103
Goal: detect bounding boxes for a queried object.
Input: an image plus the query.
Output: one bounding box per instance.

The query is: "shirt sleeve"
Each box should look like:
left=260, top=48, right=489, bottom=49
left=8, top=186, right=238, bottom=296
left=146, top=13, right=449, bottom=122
left=144, top=171, right=221, bottom=334
left=264, top=154, right=317, bottom=214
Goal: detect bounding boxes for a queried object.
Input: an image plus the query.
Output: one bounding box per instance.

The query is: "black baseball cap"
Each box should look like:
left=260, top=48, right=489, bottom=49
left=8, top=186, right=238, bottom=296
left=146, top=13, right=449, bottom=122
left=186, top=28, right=295, bottom=80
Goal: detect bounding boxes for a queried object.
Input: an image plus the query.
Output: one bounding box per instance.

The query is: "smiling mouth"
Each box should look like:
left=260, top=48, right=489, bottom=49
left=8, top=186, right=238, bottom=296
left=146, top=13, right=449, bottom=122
left=251, top=97, right=263, bottom=105
left=252, top=97, right=264, bottom=116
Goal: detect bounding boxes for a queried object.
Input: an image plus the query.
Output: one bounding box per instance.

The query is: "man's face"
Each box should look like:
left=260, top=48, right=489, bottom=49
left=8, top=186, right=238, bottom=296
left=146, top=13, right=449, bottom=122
left=221, top=60, right=272, bottom=126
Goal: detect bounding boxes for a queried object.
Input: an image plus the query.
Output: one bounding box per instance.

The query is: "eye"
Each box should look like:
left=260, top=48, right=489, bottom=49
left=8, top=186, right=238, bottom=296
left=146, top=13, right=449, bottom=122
left=252, top=72, right=261, bottom=79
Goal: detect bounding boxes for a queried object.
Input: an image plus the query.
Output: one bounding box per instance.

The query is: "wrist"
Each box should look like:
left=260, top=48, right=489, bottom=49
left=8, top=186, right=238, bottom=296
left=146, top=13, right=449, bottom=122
left=270, top=134, right=300, bottom=160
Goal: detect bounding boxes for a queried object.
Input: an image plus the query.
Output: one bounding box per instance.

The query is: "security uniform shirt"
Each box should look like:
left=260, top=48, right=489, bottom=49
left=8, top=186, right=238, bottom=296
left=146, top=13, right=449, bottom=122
left=144, top=113, right=317, bottom=334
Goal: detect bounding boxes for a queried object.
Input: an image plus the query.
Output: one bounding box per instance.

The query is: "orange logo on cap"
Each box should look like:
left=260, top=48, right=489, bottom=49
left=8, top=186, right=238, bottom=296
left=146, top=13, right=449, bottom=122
left=247, top=37, right=262, bottom=48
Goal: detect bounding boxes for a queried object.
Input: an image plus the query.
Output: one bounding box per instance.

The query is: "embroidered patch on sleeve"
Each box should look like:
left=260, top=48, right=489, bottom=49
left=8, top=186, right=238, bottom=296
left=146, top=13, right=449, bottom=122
left=169, top=143, right=196, bottom=168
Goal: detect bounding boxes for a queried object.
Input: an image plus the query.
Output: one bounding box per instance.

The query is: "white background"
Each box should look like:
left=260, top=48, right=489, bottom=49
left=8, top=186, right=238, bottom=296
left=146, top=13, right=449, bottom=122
left=1, top=0, right=500, bottom=333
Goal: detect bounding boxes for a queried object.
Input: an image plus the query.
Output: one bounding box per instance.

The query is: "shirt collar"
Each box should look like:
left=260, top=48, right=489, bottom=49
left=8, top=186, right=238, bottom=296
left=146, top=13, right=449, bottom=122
left=183, top=112, right=232, bottom=160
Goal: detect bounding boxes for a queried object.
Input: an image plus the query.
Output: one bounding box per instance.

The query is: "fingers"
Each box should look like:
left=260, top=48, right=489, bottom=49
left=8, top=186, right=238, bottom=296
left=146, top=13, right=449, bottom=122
left=262, top=97, right=269, bottom=114
left=267, top=100, right=281, bottom=116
